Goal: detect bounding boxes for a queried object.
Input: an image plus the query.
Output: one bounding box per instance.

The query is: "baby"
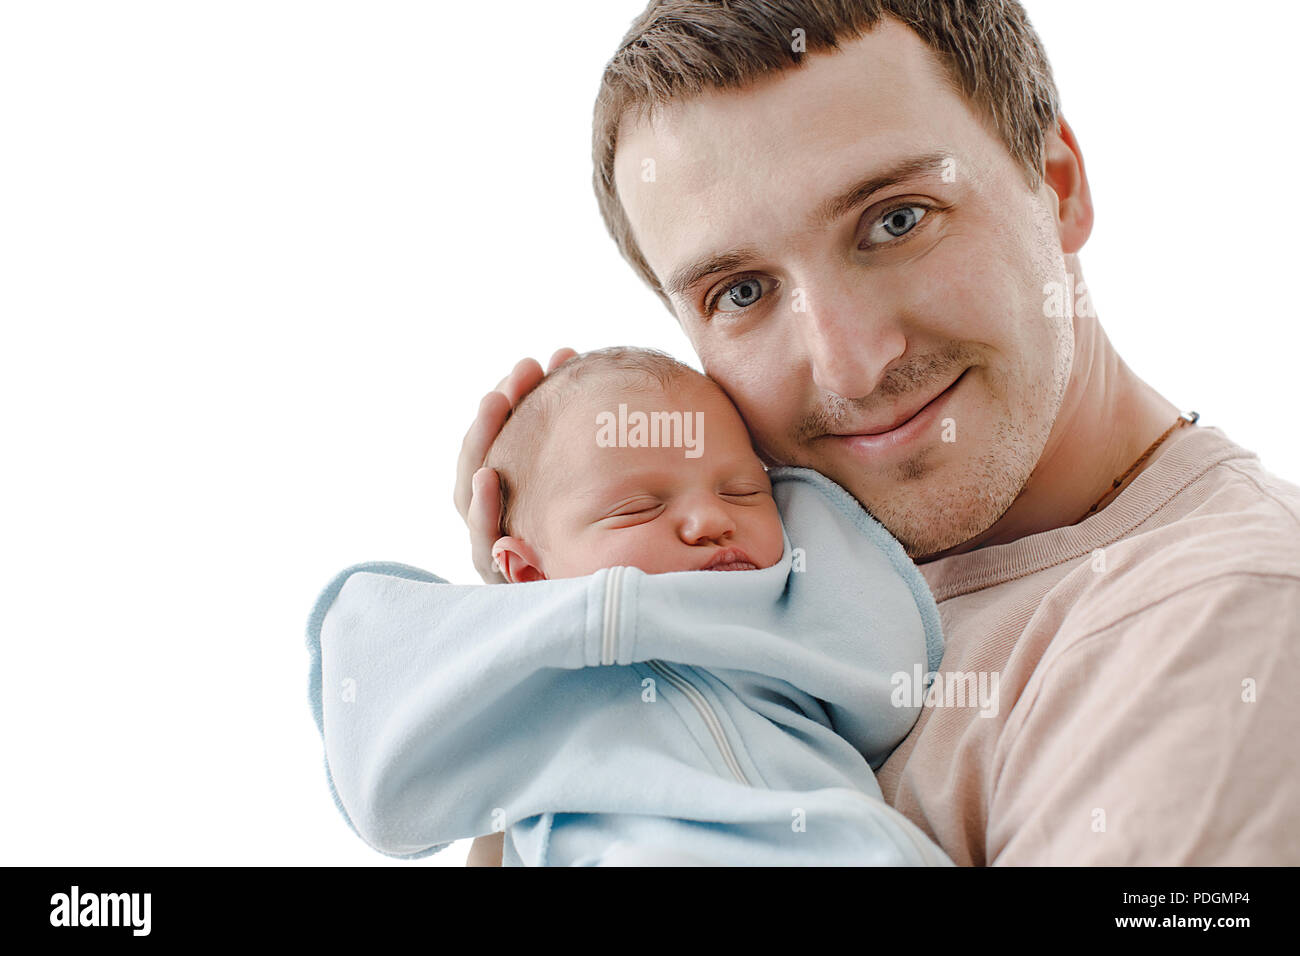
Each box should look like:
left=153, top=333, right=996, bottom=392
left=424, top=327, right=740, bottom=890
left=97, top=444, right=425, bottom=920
left=309, top=346, right=951, bottom=866
left=484, top=346, right=786, bottom=583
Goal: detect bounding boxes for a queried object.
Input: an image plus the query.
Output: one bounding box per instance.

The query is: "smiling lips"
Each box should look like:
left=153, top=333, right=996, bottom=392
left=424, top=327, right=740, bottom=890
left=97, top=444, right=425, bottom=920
left=834, top=369, right=966, bottom=437
left=700, top=547, right=758, bottom=571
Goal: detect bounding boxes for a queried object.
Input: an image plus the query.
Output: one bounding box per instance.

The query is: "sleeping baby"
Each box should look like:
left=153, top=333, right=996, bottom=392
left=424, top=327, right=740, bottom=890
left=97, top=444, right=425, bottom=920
left=484, top=346, right=786, bottom=584
left=308, top=346, right=952, bottom=866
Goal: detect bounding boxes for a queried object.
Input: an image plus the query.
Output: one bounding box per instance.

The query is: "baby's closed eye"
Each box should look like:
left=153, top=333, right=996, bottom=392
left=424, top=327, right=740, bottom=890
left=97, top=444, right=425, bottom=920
left=598, top=497, right=666, bottom=527
left=719, top=486, right=772, bottom=502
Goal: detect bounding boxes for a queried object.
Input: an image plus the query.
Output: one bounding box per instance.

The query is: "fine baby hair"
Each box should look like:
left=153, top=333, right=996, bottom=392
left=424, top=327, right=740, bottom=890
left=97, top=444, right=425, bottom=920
left=484, top=346, right=708, bottom=539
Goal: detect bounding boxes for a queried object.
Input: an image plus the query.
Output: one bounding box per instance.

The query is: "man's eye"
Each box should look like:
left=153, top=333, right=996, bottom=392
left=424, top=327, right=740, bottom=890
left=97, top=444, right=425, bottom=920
left=714, top=277, right=767, bottom=313
left=866, top=205, right=927, bottom=245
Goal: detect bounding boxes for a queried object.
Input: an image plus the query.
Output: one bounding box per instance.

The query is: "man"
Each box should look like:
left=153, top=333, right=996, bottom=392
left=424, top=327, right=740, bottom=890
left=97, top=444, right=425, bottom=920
left=456, top=0, right=1300, bottom=865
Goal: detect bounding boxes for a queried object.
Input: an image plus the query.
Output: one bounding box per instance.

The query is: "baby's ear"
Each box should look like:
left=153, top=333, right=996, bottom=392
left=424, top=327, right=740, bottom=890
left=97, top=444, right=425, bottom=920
left=491, top=536, right=546, bottom=584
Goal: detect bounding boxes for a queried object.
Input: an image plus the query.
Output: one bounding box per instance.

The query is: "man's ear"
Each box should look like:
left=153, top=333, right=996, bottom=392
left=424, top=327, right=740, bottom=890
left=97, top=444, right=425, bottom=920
left=491, top=536, right=547, bottom=583
left=1042, top=115, right=1094, bottom=255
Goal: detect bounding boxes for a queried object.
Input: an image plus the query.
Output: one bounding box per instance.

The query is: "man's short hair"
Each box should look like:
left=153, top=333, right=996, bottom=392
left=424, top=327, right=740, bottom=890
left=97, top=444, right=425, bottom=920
left=485, top=346, right=703, bottom=539
left=592, top=0, right=1061, bottom=309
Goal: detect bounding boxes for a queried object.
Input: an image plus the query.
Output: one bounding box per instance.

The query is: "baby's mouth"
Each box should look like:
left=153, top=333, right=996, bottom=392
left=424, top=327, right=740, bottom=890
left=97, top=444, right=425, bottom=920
left=699, top=548, right=757, bottom=571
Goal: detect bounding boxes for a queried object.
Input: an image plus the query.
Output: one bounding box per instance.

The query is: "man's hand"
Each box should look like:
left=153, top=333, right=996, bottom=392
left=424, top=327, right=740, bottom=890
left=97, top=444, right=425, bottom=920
left=466, top=831, right=504, bottom=867
left=454, top=349, right=578, bottom=583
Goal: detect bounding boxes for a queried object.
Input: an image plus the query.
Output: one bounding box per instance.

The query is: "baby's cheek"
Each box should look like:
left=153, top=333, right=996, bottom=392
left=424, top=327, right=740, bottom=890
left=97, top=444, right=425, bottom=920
left=617, top=526, right=681, bottom=574
left=757, top=505, right=787, bottom=568
left=579, top=526, right=662, bottom=576
left=544, top=531, right=620, bottom=579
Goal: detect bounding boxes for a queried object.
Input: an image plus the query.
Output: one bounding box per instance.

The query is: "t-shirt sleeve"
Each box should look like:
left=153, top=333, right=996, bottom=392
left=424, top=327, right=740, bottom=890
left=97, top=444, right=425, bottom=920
left=987, top=570, right=1300, bottom=865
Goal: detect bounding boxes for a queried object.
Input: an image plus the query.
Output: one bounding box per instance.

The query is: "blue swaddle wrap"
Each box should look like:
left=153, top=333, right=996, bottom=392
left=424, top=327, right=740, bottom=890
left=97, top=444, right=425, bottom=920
left=306, top=466, right=950, bottom=865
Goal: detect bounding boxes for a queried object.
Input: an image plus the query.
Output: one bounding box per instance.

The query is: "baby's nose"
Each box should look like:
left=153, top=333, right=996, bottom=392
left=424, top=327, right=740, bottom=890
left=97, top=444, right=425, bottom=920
left=678, top=499, right=736, bottom=544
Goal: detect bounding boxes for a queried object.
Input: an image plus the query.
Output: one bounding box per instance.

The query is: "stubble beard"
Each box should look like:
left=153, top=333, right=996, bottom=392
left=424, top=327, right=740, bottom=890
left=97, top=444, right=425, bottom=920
left=853, top=332, right=1074, bottom=559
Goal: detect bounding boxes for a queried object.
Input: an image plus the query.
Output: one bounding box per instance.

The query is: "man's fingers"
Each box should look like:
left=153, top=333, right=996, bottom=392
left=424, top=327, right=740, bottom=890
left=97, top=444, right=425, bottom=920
left=496, top=357, right=546, bottom=407
left=546, top=347, right=578, bottom=374
left=468, top=467, right=506, bottom=584
left=455, top=350, right=576, bottom=522
left=454, top=390, right=513, bottom=521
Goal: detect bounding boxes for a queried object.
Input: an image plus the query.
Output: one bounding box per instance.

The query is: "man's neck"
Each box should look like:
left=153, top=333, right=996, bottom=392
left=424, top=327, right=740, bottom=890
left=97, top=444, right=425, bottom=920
left=917, top=298, right=1183, bottom=564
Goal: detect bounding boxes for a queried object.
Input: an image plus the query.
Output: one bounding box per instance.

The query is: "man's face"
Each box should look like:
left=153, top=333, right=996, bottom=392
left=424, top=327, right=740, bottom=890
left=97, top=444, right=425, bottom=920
left=613, top=19, right=1074, bottom=558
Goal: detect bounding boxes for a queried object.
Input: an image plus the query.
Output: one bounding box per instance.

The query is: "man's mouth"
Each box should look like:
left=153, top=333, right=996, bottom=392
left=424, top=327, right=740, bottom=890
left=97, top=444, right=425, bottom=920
left=832, top=369, right=968, bottom=438
left=823, top=368, right=969, bottom=456
left=699, top=547, right=758, bottom=571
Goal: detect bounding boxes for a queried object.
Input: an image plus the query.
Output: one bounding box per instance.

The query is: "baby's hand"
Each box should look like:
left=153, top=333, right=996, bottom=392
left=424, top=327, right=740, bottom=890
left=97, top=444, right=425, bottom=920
left=454, top=349, right=577, bottom=583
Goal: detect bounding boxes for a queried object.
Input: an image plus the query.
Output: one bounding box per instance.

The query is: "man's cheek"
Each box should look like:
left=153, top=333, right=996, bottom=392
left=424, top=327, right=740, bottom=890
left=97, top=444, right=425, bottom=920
left=728, top=373, right=795, bottom=430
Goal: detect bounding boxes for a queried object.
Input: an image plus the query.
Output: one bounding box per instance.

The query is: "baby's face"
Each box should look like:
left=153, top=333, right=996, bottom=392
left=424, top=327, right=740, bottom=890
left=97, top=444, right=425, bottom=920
left=496, top=375, right=786, bottom=581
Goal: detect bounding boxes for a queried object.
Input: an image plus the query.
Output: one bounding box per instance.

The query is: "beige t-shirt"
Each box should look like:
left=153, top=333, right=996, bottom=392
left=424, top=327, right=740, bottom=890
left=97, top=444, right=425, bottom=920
left=877, top=424, right=1300, bottom=865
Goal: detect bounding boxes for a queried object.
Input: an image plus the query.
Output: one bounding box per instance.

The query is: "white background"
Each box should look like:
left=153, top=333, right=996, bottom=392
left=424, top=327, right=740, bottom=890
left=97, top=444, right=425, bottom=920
left=1, top=1, right=1296, bottom=865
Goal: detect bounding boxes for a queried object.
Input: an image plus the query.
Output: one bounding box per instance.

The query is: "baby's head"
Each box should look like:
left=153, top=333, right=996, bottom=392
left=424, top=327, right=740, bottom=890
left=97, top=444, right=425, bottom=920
left=485, top=347, right=786, bottom=582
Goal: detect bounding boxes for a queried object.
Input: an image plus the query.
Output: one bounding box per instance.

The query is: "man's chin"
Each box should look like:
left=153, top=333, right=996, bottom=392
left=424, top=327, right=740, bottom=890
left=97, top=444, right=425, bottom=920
left=810, top=452, right=1021, bottom=560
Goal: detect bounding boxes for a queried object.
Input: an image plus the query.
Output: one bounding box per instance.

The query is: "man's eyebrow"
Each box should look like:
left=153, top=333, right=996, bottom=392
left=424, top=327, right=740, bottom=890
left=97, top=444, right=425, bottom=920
left=666, top=247, right=762, bottom=302
left=663, top=152, right=952, bottom=303
left=810, top=151, right=953, bottom=227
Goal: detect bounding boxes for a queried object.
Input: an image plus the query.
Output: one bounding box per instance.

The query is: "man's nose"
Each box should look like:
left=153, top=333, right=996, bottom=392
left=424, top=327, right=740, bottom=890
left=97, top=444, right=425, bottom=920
left=795, top=274, right=906, bottom=400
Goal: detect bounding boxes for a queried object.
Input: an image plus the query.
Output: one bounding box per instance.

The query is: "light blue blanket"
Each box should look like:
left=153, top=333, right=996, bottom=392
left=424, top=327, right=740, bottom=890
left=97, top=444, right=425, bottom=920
left=307, top=466, right=950, bottom=865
